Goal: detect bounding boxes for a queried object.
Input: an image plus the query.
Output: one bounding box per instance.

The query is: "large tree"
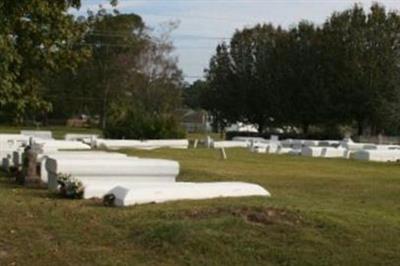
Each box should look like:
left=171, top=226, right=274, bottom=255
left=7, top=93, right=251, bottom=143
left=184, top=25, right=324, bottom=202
left=203, top=43, right=237, bottom=132
left=49, top=9, right=149, bottom=127
left=51, top=11, right=183, bottom=129
left=206, top=25, right=290, bottom=133
left=285, top=22, right=329, bottom=134
left=0, top=0, right=94, bottom=122
left=323, top=3, right=400, bottom=134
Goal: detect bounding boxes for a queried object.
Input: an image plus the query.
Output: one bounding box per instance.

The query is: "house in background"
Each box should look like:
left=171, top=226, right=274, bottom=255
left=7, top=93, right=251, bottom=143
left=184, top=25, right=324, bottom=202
left=180, top=109, right=211, bottom=133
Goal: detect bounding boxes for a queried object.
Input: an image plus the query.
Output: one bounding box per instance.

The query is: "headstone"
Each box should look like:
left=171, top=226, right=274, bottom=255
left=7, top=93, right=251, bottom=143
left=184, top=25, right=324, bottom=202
left=206, top=136, right=213, bottom=148
left=20, top=148, right=41, bottom=186
left=270, top=135, right=279, bottom=142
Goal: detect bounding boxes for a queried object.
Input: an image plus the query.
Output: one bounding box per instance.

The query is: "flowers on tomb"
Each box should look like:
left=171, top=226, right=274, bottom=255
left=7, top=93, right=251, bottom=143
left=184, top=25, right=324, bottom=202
left=57, top=173, right=84, bottom=199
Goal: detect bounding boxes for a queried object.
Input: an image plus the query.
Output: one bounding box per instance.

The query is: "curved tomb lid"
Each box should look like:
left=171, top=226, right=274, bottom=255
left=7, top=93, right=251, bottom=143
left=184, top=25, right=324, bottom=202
left=108, top=182, right=270, bottom=206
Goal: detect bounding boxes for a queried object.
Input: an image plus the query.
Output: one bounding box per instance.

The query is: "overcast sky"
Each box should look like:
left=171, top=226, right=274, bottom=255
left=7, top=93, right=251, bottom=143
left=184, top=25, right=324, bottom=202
left=72, top=0, right=400, bottom=83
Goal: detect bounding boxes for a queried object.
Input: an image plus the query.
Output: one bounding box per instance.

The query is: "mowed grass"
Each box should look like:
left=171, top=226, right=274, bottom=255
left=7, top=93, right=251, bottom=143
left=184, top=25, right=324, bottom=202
left=0, top=147, right=399, bottom=265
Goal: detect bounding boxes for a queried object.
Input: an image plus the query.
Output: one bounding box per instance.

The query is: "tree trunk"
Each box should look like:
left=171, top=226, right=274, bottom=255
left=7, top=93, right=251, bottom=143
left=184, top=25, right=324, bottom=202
left=101, top=96, right=107, bottom=129
left=357, top=121, right=363, bottom=136
left=219, top=122, right=225, bottom=139
left=302, top=123, right=309, bottom=136
left=101, top=84, right=109, bottom=130
left=257, top=121, right=265, bottom=134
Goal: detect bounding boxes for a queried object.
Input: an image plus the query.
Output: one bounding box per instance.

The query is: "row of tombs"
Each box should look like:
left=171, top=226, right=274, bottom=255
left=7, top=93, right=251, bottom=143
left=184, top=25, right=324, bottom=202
left=0, top=131, right=270, bottom=206
left=210, top=136, right=400, bottom=162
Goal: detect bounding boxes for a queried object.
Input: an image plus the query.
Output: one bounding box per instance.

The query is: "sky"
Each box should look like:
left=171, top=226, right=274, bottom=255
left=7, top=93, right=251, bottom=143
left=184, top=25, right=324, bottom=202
left=71, top=0, right=400, bottom=83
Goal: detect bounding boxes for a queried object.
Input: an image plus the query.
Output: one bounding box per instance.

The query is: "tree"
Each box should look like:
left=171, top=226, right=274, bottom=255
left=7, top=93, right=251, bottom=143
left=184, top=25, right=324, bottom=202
left=285, top=22, right=329, bottom=134
left=203, top=43, right=236, bottom=133
left=183, top=80, right=208, bottom=109
left=205, top=25, right=290, bottom=133
left=51, top=10, right=183, bottom=131
left=203, top=3, right=400, bottom=136
left=0, top=0, right=93, bottom=123
left=104, top=21, right=184, bottom=138
left=55, top=10, right=148, bottom=128
left=323, top=3, right=400, bottom=135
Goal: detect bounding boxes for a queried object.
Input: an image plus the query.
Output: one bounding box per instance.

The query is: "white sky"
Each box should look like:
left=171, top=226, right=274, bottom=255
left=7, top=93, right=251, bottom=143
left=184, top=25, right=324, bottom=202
left=72, top=0, right=400, bottom=83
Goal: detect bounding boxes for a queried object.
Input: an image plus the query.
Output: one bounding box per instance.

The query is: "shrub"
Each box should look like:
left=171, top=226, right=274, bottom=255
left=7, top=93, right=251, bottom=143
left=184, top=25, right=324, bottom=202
left=104, top=112, right=186, bottom=139
left=57, top=173, right=84, bottom=199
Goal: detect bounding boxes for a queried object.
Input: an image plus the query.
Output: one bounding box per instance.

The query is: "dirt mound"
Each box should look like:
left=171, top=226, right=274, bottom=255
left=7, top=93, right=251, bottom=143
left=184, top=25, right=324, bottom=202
left=184, top=206, right=303, bottom=226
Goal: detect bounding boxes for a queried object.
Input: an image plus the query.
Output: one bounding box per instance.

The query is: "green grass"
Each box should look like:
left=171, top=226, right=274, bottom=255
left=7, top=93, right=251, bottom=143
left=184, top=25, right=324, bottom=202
left=0, top=147, right=400, bottom=265
left=0, top=125, right=102, bottom=139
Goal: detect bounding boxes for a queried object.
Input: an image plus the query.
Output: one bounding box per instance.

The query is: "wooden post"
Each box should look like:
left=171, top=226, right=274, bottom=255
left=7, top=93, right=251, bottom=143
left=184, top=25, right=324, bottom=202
left=220, top=147, right=227, bottom=160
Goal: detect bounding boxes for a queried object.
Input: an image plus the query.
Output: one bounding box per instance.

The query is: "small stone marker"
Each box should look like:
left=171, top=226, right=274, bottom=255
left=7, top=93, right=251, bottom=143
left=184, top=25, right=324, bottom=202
left=193, top=139, right=199, bottom=149
left=206, top=136, right=213, bottom=148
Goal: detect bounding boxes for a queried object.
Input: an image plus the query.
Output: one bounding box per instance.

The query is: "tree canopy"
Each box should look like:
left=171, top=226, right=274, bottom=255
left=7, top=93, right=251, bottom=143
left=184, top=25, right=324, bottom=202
left=201, top=3, right=400, bottom=136
left=0, top=0, right=93, bottom=122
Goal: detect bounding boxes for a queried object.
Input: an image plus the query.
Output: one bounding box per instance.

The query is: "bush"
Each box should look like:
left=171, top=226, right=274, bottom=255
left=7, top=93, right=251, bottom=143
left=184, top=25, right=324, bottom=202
left=104, top=112, right=186, bottom=139
left=57, top=173, right=84, bottom=199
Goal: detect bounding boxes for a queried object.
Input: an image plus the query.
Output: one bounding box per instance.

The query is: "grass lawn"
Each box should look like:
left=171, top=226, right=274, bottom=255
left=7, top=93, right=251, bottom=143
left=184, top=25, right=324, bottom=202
left=0, top=147, right=399, bottom=265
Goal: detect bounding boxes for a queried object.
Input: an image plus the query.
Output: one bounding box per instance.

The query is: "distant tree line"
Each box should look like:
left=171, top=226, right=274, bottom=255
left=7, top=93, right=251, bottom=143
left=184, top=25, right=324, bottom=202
left=189, top=4, right=400, bottom=136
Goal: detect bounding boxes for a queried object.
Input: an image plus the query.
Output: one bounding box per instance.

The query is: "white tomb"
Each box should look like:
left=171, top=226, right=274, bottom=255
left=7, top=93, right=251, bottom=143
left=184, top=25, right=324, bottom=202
left=318, top=140, right=341, bottom=147
left=39, top=152, right=130, bottom=183
left=321, top=147, right=350, bottom=158
left=0, top=134, right=30, bottom=169
left=277, top=147, right=301, bottom=155
left=302, top=146, right=349, bottom=158
left=339, top=138, right=375, bottom=151
left=20, top=130, right=53, bottom=139
left=45, top=158, right=179, bottom=191
left=301, top=146, right=324, bottom=157
left=281, top=139, right=322, bottom=148
left=31, top=140, right=91, bottom=153
left=232, top=137, right=268, bottom=144
left=103, top=182, right=270, bottom=206
left=94, top=139, right=189, bottom=150
left=212, top=141, right=248, bottom=149
left=64, top=133, right=99, bottom=144
left=352, top=149, right=400, bottom=162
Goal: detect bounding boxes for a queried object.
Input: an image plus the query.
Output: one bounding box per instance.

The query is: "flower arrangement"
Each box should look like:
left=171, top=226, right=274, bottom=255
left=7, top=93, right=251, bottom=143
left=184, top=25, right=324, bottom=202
left=57, top=173, right=84, bottom=199
left=103, top=193, right=116, bottom=207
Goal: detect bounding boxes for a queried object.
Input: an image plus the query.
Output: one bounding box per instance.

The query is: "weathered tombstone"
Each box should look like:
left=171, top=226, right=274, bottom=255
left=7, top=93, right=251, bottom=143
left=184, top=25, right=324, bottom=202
left=378, top=134, right=383, bottom=145
left=193, top=139, right=199, bottom=149
left=270, top=135, right=279, bottom=142
left=20, top=147, right=41, bottom=187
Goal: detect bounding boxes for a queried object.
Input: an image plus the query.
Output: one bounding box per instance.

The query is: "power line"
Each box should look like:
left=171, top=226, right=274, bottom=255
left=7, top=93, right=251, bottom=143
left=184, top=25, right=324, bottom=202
left=86, top=31, right=231, bottom=40
left=75, top=42, right=218, bottom=49
left=126, top=11, right=268, bottom=24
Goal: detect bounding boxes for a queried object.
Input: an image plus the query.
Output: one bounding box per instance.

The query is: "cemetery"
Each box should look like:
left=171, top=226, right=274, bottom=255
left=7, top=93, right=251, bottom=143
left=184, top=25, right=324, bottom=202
left=0, top=130, right=272, bottom=206
left=1, top=129, right=400, bottom=207
left=0, top=128, right=399, bottom=265
left=2, top=1, right=400, bottom=265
